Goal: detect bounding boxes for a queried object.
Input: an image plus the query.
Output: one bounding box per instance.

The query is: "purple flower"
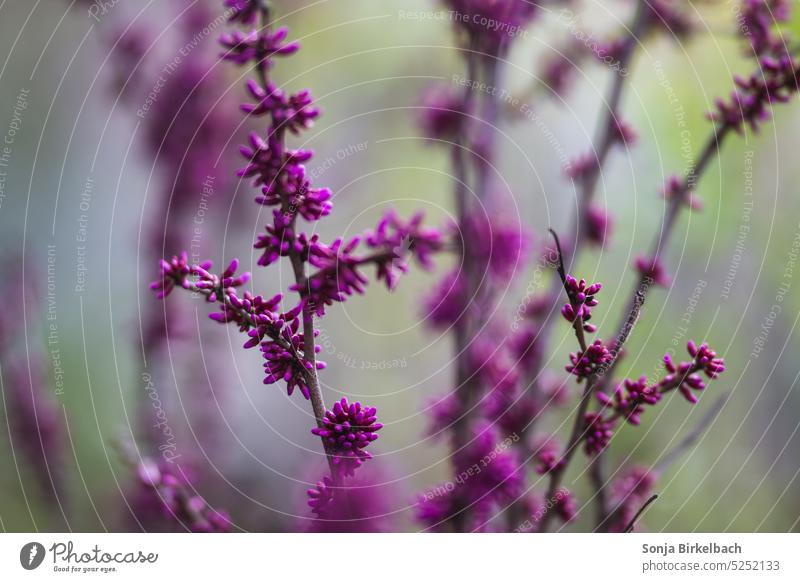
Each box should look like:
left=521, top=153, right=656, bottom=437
left=583, top=412, right=615, bottom=455
left=566, top=339, right=612, bottom=380
left=534, top=439, right=564, bottom=475
left=305, top=466, right=395, bottom=532
left=417, top=424, right=523, bottom=530
left=661, top=174, right=702, bottom=210
left=418, top=84, right=468, bottom=141
left=552, top=488, right=577, bottom=523
left=261, top=323, right=325, bottom=400
left=508, top=326, right=543, bottom=375
left=661, top=341, right=725, bottom=403
left=634, top=255, right=671, bottom=288
left=687, top=340, right=726, bottom=379
left=485, top=378, right=538, bottom=437
left=365, top=209, right=445, bottom=284
left=443, top=0, right=538, bottom=53
left=306, top=475, right=335, bottom=517
left=219, top=27, right=299, bottom=66
left=566, top=152, right=599, bottom=180
left=643, top=0, right=693, bottom=37
left=131, top=459, right=231, bottom=532
left=223, top=0, right=260, bottom=25
left=240, top=79, right=319, bottom=135
left=610, top=116, right=638, bottom=145
left=561, top=275, right=602, bottom=333
left=539, top=41, right=583, bottom=98
left=597, top=375, right=662, bottom=426
left=460, top=214, right=530, bottom=278
left=150, top=253, right=191, bottom=298
left=311, top=398, right=383, bottom=477
left=253, top=210, right=302, bottom=267
left=423, top=269, right=468, bottom=330
left=586, top=205, right=613, bottom=247
left=426, top=392, right=461, bottom=437
left=296, top=237, right=368, bottom=315
left=238, top=132, right=313, bottom=189
left=740, top=0, right=791, bottom=56
left=607, top=466, right=657, bottom=532
left=193, top=259, right=251, bottom=302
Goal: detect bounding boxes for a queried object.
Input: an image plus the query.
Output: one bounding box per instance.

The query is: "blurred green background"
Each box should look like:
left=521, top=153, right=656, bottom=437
left=0, top=0, right=799, bottom=532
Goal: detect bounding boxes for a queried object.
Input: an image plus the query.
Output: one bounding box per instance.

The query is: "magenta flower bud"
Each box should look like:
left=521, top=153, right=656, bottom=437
left=311, top=398, right=382, bottom=478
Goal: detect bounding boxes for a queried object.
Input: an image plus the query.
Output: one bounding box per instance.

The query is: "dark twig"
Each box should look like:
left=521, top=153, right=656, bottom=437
left=624, top=494, right=658, bottom=533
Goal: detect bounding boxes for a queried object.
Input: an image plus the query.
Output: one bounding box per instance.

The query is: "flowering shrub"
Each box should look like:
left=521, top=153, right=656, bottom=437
left=42, top=0, right=797, bottom=533
left=150, top=0, right=444, bottom=521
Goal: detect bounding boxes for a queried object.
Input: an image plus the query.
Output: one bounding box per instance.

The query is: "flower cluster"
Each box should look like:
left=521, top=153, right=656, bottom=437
left=223, top=0, right=260, bottom=24
left=442, top=0, right=539, bottom=54
left=597, top=375, right=662, bottom=426
left=306, top=475, right=335, bottom=518
left=417, top=425, right=523, bottom=531
left=311, top=398, right=383, bottom=478
left=710, top=1, right=798, bottom=133
left=634, top=255, right=672, bottom=288
left=740, top=0, right=790, bottom=56
left=305, top=467, right=394, bottom=532
left=419, top=84, right=469, bottom=142
left=582, top=342, right=725, bottom=455
left=606, top=466, right=657, bottom=532
left=220, top=27, right=299, bottom=66
left=582, top=412, right=616, bottom=455
left=534, top=439, right=564, bottom=475
left=151, top=1, right=449, bottom=520
left=661, top=341, right=726, bottom=404
left=643, top=0, right=693, bottom=38
left=132, top=459, right=230, bottom=533
left=566, top=339, right=612, bottom=380
left=586, top=205, right=613, bottom=247
left=561, top=275, right=602, bottom=333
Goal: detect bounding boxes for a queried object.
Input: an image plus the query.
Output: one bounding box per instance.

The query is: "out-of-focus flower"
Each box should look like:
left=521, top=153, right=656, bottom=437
left=442, top=0, right=538, bottom=53
left=423, top=269, right=468, bottom=330
left=417, top=424, right=523, bottom=531
left=534, top=438, right=564, bottom=475
left=583, top=412, right=615, bottom=455
left=418, top=84, right=469, bottom=142
left=305, top=466, right=396, bottom=532
left=131, top=459, right=231, bottom=532
left=606, top=466, right=657, bottom=532
left=586, top=204, right=613, bottom=247
left=634, top=255, right=672, bottom=288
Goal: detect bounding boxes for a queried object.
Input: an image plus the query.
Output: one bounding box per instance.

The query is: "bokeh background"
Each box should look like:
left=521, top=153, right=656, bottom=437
left=1, top=0, right=799, bottom=532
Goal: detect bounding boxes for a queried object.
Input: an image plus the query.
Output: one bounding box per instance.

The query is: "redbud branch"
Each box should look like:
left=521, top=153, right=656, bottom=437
left=572, top=0, right=647, bottom=253
left=538, top=229, right=596, bottom=532
left=179, top=279, right=306, bottom=368
left=251, top=2, right=336, bottom=479
left=597, top=124, right=731, bottom=391
left=536, top=1, right=648, bottom=342
left=538, top=3, right=646, bottom=527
